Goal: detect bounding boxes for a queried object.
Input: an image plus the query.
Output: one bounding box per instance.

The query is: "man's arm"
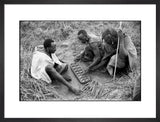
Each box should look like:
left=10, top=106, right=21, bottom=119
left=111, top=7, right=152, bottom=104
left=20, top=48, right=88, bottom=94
left=74, top=51, right=85, bottom=62
left=92, top=49, right=116, bottom=70
left=117, top=30, right=128, bottom=59
left=87, top=46, right=101, bottom=71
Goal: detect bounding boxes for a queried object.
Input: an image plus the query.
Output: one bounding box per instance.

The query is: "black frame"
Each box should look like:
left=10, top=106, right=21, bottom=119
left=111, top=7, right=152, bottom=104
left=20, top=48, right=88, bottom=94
left=0, top=0, right=159, bottom=121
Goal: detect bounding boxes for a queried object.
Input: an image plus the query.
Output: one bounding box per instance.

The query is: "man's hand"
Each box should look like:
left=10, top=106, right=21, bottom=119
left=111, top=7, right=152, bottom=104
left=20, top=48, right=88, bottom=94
left=117, top=29, right=128, bottom=57
left=74, top=57, right=81, bottom=62
left=117, top=29, right=125, bottom=41
left=84, top=67, right=89, bottom=74
left=84, top=67, right=94, bottom=74
left=117, top=29, right=123, bottom=36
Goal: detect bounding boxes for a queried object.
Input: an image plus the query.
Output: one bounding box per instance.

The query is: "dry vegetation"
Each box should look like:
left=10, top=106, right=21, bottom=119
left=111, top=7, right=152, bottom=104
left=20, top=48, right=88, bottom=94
left=20, top=21, right=141, bottom=101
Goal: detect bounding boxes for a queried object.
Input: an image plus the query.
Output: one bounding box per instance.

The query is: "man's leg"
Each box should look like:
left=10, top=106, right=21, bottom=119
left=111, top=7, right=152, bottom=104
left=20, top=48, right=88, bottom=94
left=45, top=65, right=80, bottom=95
left=107, top=55, right=116, bottom=76
left=55, top=64, right=71, bottom=82
left=107, top=65, right=114, bottom=76
left=55, top=64, right=68, bottom=74
left=107, top=55, right=126, bottom=76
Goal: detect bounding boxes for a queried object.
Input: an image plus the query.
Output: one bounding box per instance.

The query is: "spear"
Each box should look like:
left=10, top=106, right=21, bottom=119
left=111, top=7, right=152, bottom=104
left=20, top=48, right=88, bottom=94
left=113, top=22, right=122, bottom=80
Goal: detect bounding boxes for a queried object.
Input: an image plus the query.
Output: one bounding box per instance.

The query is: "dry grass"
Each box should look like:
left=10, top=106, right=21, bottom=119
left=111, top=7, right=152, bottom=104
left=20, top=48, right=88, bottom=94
left=20, top=21, right=141, bottom=101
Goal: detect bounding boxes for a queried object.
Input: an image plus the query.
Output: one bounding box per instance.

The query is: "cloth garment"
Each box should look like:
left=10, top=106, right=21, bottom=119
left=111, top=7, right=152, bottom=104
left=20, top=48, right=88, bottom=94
left=34, top=45, right=63, bottom=65
left=133, top=76, right=141, bottom=101
left=107, top=35, right=137, bottom=75
left=31, top=45, right=65, bottom=83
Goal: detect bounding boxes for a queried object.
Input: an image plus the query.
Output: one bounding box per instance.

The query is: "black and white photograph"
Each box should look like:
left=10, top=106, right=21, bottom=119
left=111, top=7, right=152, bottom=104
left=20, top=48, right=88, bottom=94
left=20, top=21, right=141, bottom=101
left=3, top=2, right=158, bottom=119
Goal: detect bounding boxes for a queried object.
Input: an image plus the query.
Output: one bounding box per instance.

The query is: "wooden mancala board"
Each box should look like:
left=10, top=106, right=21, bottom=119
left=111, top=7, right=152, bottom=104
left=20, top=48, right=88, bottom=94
left=70, top=63, right=91, bottom=84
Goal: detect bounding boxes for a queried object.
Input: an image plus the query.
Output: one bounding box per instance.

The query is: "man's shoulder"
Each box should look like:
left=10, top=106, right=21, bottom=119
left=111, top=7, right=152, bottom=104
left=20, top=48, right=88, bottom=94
left=88, top=33, right=99, bottom=40
left=91, top=40, right=102, bottom=48
left=34, top=45, right=45, bottom=52
left=91, top=39, right=101, bottom=45
left=124, top=35, right=135, bottom=47
left=32, top=45, right=51, bottom=60
left=89, top=42, right=99, bottom=49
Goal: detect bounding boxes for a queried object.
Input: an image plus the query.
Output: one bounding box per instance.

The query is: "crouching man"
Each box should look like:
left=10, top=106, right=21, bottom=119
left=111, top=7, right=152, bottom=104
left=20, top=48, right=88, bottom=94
left=75, top=30, right=104, bottom=73
left=31, top=39, right=81, bottom=95
left=105, top=28, right=137, bottom=76
left=94, top=28, right=137, bottom=76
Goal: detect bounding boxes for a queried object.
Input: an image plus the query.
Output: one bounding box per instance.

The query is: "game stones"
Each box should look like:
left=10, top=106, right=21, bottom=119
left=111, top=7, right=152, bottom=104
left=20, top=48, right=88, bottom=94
left=70, top=63, right=91, bottom=84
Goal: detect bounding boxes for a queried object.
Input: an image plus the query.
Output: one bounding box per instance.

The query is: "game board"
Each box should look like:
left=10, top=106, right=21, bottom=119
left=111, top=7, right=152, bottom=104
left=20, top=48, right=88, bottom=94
left=70, top=63, right=91, bottom=84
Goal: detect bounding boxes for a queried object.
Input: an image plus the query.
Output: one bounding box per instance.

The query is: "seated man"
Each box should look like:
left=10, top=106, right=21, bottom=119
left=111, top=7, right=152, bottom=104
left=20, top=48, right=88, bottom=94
left=31, top=39, right=81, bottom=95
left=95, top=28, right=137, bottom=76
left=75, top=30, right=104, bottom=72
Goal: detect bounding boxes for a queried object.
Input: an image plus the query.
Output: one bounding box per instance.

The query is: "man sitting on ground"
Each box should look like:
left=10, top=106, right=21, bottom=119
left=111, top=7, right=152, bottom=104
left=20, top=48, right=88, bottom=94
left=75, top=30, right=104, bottom=73
left=31, top=39, right=81, bottom=95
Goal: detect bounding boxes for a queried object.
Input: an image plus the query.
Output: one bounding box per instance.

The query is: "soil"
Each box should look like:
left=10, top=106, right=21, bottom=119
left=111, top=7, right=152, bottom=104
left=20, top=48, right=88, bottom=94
left=51, top=37, right=134, bottom=101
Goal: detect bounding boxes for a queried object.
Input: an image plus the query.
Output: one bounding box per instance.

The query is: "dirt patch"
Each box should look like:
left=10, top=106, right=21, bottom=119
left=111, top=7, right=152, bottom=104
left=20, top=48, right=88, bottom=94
left=50, top=37, right=137, bottom=101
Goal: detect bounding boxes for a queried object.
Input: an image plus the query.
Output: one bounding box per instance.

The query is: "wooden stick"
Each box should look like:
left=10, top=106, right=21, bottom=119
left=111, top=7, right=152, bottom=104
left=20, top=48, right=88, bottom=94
left=113, top=22, right=122, bottom=80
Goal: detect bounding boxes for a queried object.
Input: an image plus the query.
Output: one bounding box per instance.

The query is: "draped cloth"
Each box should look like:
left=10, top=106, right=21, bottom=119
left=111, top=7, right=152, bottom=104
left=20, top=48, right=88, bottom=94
left=31, top=45, right=65, bottom=83
left=107, top=35, right=137, bottom=74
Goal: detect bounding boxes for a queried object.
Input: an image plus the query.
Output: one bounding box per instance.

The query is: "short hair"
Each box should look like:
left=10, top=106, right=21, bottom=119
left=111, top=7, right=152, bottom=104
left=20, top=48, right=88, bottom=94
left=77, top=30, right=90, bottom=43
left=78, top=30, right=87, bottom=36
left=43, top=39, right=54, bottom=49
left=102, top=28, right=118, bottom=43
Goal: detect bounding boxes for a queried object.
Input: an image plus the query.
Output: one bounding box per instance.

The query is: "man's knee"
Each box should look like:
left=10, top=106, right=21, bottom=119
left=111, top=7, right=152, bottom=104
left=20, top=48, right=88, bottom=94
left=45, top=65, right=57, bottom=74
left=107, top=65, right=114, bottom=76
left=45, top=65, right=59, bottom=82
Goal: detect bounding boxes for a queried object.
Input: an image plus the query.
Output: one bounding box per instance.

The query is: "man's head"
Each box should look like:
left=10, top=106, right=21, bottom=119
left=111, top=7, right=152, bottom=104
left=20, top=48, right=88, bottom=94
left=77, top=30, right=90, bottom=44
left=43, top=39, right=56, bottom=54
left=102, top=28, right=118, bottom=46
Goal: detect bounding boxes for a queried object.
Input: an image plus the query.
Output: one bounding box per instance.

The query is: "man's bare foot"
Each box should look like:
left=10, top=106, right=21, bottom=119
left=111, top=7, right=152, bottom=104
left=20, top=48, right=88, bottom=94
left=62, top=73, right=72, bottom=82
left=69, top=87, right=82, bottom=95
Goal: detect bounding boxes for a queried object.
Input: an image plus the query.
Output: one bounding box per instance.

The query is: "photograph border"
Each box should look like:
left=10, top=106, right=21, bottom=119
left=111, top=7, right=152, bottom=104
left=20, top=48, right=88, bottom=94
left=1, top=0, right=160, bottom=121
